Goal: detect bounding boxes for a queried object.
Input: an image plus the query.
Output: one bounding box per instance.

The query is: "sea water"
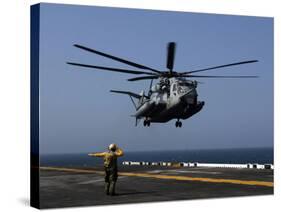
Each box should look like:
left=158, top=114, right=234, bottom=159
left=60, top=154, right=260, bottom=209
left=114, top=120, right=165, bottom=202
left=40, top=147, right=273, bottom=167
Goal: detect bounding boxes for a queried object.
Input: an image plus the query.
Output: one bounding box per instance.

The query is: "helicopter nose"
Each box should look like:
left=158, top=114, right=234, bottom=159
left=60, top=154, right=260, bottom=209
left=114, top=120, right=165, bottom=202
left=180, top=88, right=197, bottom=104
left=182, top=88, right=197, bottom=97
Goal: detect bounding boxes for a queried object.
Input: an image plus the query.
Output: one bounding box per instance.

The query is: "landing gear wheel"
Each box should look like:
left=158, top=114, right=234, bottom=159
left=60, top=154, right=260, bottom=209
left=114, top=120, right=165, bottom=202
left=143, top=120, right=151, bottom=127
left=175, top=120, right=182, bottom=128
left=143, top=120, right=147, bottom=126
left=178, top=121, right=182, bottom=128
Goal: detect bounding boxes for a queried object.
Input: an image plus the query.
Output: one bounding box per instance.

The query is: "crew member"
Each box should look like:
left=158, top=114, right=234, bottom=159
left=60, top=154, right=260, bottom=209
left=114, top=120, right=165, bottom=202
left=88, top=144, right=124, bottom=196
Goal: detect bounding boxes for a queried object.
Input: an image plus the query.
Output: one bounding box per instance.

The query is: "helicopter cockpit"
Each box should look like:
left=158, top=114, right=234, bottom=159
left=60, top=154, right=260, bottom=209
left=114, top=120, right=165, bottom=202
left=178, top=80, right=197, bottom=88
left=169, top=78, right=197, bottom=96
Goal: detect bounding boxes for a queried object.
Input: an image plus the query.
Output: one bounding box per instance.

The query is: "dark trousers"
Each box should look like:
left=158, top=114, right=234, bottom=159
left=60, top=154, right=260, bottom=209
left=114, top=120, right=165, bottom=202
left=105, top=168, right=118, bottom=195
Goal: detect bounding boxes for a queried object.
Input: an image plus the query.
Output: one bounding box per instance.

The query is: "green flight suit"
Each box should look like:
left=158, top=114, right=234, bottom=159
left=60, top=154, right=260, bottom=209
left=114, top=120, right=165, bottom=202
left=90, top=148, right=124, bottom=195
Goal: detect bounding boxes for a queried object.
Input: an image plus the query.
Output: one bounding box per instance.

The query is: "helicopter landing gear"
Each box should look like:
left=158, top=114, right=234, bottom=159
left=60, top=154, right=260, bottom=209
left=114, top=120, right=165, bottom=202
left=175, top=120, right=182, bottom=128
left=143, top=119, right=151, bottom=127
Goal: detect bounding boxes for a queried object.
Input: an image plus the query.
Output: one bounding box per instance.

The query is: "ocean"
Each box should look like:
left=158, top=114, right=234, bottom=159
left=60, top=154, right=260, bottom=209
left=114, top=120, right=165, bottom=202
left=40, top=147, right=273, bottom=167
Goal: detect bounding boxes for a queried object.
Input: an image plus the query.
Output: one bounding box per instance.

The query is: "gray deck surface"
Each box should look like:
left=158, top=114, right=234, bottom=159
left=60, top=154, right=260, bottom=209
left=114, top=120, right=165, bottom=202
left=39, top=166, right=273, bottom=209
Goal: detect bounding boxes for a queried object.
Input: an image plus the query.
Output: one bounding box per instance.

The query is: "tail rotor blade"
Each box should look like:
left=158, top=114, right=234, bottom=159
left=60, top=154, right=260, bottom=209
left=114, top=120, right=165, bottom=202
left=148, top=79, right=154, bottom=96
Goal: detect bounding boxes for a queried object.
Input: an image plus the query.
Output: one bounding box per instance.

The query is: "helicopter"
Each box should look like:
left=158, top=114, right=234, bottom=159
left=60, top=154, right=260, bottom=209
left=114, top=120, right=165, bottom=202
left=67, top=42, right=258, bottom=127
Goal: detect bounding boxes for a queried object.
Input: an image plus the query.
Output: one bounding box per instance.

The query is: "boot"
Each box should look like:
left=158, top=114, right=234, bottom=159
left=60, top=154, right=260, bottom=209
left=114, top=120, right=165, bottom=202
left=109, top=181, right=116, bottom=196
left=105, top=182, right=110, bottom=195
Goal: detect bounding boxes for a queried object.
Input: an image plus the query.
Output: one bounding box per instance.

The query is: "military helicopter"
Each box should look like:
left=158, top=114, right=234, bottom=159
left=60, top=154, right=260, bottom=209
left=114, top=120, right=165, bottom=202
left=67, top=42, right=258, bottom=127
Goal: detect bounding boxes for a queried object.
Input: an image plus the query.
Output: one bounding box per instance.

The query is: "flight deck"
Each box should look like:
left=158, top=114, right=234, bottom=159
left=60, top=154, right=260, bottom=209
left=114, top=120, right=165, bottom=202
left=39, top=164, right=273, bottom=209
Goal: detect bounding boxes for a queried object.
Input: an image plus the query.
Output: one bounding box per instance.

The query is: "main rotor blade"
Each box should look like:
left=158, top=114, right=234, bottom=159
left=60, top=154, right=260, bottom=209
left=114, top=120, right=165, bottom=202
left=73, top=44, right=161, bottom=74
left=67, top=62, right=157, bottom=75
left=181, top=60, right=258, bottom=74
left=183, top=74, right=259, bottom=78
left=127, top=76, right=159, bottom=81
left=167, top=42, right=176, bottom=73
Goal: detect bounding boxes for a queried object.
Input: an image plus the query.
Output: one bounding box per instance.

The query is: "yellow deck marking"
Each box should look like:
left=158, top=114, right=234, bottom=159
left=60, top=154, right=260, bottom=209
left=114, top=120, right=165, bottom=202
left=40, top=167, right=273, bottom=187
left=40, top=167, right=104, bottom=174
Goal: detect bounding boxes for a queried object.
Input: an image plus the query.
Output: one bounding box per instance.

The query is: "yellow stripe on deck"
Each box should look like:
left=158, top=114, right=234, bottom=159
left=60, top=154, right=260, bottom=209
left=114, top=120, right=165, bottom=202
left=40, top=167, right=104, bottom=174
left=40, top=167, right=273, bottom=187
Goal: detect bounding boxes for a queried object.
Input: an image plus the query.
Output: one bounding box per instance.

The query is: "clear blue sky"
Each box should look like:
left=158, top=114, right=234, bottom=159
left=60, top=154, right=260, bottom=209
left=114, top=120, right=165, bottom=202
left=38, top=3, right=273, bottom=154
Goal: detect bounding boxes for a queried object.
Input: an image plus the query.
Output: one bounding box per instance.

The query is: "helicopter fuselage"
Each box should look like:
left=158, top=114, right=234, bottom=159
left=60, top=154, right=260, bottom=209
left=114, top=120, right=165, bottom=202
left=134, top=77, right=205, bottom=125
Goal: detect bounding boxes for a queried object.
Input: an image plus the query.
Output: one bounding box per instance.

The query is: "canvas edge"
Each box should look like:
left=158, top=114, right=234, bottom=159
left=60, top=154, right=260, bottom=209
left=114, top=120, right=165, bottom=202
left=30, top=3, right=40, bottom=209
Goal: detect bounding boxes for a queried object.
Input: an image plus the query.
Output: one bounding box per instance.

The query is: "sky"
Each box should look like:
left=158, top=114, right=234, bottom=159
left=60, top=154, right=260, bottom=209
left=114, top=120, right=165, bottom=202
left=38, top=3, right=273, bottom=154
